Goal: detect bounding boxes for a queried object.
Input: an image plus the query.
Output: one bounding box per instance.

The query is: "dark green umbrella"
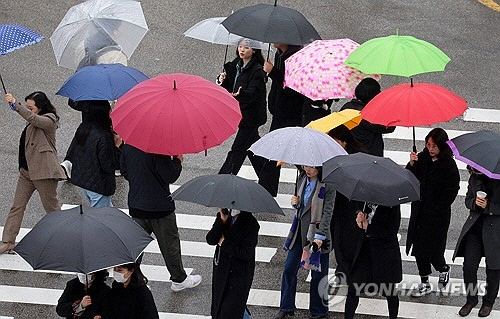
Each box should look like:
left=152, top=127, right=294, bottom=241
left=14, top=205, right=153, bottom=274
left=323, top=153, right=420, bottom=206
left=172, top=174, right=284, bottom=215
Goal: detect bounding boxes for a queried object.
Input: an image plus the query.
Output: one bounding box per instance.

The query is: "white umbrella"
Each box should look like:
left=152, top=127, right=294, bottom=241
left=249, top=127, right=347, bottom=167
left=184, top=17, right=270, bottom=50
left=50, top=0, right=149, bottom=70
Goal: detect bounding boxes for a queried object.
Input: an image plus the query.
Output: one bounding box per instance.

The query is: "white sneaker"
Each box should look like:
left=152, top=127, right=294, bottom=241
left=60, top=160, right=72, bottom=180
left=171, top=274, right=202, bottom=292
left=410, top=282, right=432, bottom=297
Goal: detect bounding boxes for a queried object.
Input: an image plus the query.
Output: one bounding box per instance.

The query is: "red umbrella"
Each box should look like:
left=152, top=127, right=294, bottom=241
left=111, top=73, right=241, bottom=155
left=361, top=79, right=467, bottom=150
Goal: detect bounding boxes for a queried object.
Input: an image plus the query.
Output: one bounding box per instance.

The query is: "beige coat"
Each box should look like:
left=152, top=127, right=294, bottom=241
left=17, top=105, right=66, bottom=181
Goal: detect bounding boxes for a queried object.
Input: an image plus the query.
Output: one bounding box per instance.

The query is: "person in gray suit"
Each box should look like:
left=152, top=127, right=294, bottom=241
left=275, top=166, right=335, bottom=319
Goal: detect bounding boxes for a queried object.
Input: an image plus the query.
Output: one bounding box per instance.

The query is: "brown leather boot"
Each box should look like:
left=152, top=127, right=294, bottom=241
left=458, top=303, right=476, bottom=317
left=478, top=305, right=492, bottom=317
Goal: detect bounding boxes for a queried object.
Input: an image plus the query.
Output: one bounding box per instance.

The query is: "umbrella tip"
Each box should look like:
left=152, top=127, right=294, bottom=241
left=274, top=0, right=277, bottom=5
left=79, top=204, right=83, bottom=214
left=396, top=28, right=399, bottom=36
left=173, top=80, right=177, bottom=90
left=410, top=77, right=414, bottom=87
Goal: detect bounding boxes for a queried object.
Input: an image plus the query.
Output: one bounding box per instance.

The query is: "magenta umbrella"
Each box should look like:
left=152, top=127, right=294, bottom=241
left=111, top=73, right=241, bottom=155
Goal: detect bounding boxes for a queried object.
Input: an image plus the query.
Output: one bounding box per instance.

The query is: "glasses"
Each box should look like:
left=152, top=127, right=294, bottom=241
left=425, top=143, right=439, bottom=150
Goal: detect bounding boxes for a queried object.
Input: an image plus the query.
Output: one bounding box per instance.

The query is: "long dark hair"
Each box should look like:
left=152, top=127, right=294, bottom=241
left=235, top=38, right=265, bottom=66
left=328, top=124, right=365, bottom=154
left=424, top=127, right=453, bottom=159
left=120, top=263, right=148, bottom=287
left=354, top=78, right=381, bottom=104
left=75, top=101, right=112, bottom=146
left=25, top=91, right=59, bottom=120
left=92, top=269, right=109, bottom=283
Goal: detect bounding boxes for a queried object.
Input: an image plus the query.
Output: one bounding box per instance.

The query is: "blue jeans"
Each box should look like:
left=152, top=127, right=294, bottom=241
left=82, top=189, right=112, bottom=208
left=243, top=308, right=251, bottom=319
left=279, top=242, right=330, bottom=316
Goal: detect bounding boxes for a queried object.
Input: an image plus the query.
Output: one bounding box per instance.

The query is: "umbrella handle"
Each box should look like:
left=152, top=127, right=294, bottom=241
left=412, top=126, right=417, bottom=153
left=264, top=44, right=272, bottom=83
left=0, top=73, right=16, bottom=110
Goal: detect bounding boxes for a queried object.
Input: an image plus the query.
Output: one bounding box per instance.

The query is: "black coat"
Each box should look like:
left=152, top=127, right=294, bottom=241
left=453, top=173, right=500, bottom=269
left=104, top=281, right=159, bottom=319
left=56, top=278, right=111, bottom=319
left=348, top=205, right=403, bottom=285
left=340, top=99, right=395, bottom=157
left=66, top=123, right=120, bottom=196
left=268, top=46, right=304, bottom=121
left=206, top=211, right=260, bottom=319
left=221, top=57, right=267, bottom=128
left=405, top=151, right=460, bottom=258
left=120, top=143, right=181, bottom=213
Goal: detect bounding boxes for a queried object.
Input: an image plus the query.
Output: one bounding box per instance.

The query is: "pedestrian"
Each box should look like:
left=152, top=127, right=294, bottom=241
left=120, top=143, right=202, bottom=291
left=345, top=203, right=402, bottom=319
left=274, top=166, right=334, bottom=319
left=216, top=38, right=267, bottom=176
left=64, top=101, right=121, bottom=208
left=104, top=263, right=159, bottom=319
left=405, top=127, right=460, bottom=296
left=328, top=125, right=365, bottom=285
left=56, top=270, right=111, bottom=319
left=340, top=78, right=395, bottom=156
left=0, top=92, right=66, bottom=254
left=260, top=43, right=304, bottom=197
left=453, top=166, right=500, bottom=317
left=206, top=209, right=260, bottom=319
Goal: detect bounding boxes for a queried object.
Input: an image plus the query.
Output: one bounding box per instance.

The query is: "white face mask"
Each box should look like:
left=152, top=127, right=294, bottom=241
left=77, top=273, right=93, bottom=285
left=231, top=210, right=239, bottom=217
left=113, top=271, right=129, bottom=283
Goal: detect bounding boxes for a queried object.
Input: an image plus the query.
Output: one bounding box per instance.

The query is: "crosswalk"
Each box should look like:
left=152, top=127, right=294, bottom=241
left=1, top=115, right=500, bottom=318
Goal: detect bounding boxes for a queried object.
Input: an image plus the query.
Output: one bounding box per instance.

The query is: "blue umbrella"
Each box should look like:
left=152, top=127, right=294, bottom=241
left=0, top=24, right=44, bottom=107
left=56, top=63, right=149, bottom=101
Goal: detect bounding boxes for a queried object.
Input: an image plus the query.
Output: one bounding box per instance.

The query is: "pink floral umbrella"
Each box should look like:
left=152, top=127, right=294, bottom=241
left=284, top=39, right=381, bottom=100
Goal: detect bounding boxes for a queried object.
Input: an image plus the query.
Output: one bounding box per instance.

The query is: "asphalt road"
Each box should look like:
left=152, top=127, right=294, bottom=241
left=0, top=0, right=499, bottom=318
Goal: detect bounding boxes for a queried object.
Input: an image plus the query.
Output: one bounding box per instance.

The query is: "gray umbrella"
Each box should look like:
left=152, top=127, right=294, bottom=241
left=171, top=174, right=284, bottom=215
left=14, top=205, right=153, bottom=274
left=323, top=153, right=420, bottom=206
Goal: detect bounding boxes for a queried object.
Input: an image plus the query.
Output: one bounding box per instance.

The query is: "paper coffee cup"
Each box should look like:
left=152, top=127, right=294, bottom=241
left=477, top=191, right=487, bottom=199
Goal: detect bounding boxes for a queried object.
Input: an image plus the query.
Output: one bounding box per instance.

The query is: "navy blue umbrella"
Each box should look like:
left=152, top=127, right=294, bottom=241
left=56, top=63, right=148, bottom=101
left=0, top=24, right=44, bottom=107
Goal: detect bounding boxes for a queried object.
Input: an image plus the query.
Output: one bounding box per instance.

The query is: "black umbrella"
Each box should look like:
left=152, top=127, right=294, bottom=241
left=323, top=153, right=420, bottom=206
left=171, top=174, right=284, bottom=215
left=221, top=1, right=321, bottom=46
left=14, top=205, right=153, bottom=274
left=447, top=130, right=500, bottom=180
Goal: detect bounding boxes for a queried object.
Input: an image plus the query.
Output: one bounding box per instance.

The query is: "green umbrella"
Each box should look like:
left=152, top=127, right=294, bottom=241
left=344, top=31, right=450, bottom=77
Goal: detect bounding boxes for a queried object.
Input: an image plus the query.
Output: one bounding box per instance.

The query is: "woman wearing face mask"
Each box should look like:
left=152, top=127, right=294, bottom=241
left=0, top=93, right=66, bottom=254
left=216, top=38, right=267, bottom=177
left=406, top=127, right=460, bottom=297
left=105, top=263, right=158, bottom=319
left=275, top=165, right=335, bottom=319
left=56, top=270, right=110, bottom=319
left=206, top=208, right=260, bottom=319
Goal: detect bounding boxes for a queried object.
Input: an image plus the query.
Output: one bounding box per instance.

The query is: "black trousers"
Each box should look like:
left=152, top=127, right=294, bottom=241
left=415, top=254, right=447, bottom=277
left=219, top=126, right=265, bottom=176
left=344, top=284, right=399, bottom=319
left=463, top=231, right=500, bottom=307
left=257, top=116, right=302, bottom=197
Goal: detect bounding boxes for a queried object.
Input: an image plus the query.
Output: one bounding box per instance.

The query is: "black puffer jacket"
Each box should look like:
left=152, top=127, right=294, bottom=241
left=268, top=45, right=304, bottom=120
left=66, top=123, right=120, bottom=196
left=221, top=56, right=267, bottom=127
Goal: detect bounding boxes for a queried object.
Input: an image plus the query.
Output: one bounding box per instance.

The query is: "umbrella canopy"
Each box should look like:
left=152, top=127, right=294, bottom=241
left=221, top=3, right=321, bottom=45
left=0, top=24, right=44, bottom=55
left=284, top=39, right=381, bottom=100
left=50, top=0, right=148, bottom=70
left=183, top=17, right=269, bottom=50
left=111, top=73, right=241, bottom=155
left=172, top=174, right=284, bottom=215
left=323, top=153, right=420, bottom=206
left=249, top=127, right=347, bottom=166
left=14, top=205, right=153, bottom=274
left=56, top=63, right=148, bottom=101
left=361, top=80, right=468, bottom=127
left=447, top=130, right=500, bottom=180
left=306, top=109, right=362, bottom=133
left=344, top=33, right=450, bottom=77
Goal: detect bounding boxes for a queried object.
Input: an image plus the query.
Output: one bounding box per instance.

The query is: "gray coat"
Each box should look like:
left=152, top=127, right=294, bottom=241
left=453, top=173, right=500, bottom=269
left=288, top=173, right=335, bottom=254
